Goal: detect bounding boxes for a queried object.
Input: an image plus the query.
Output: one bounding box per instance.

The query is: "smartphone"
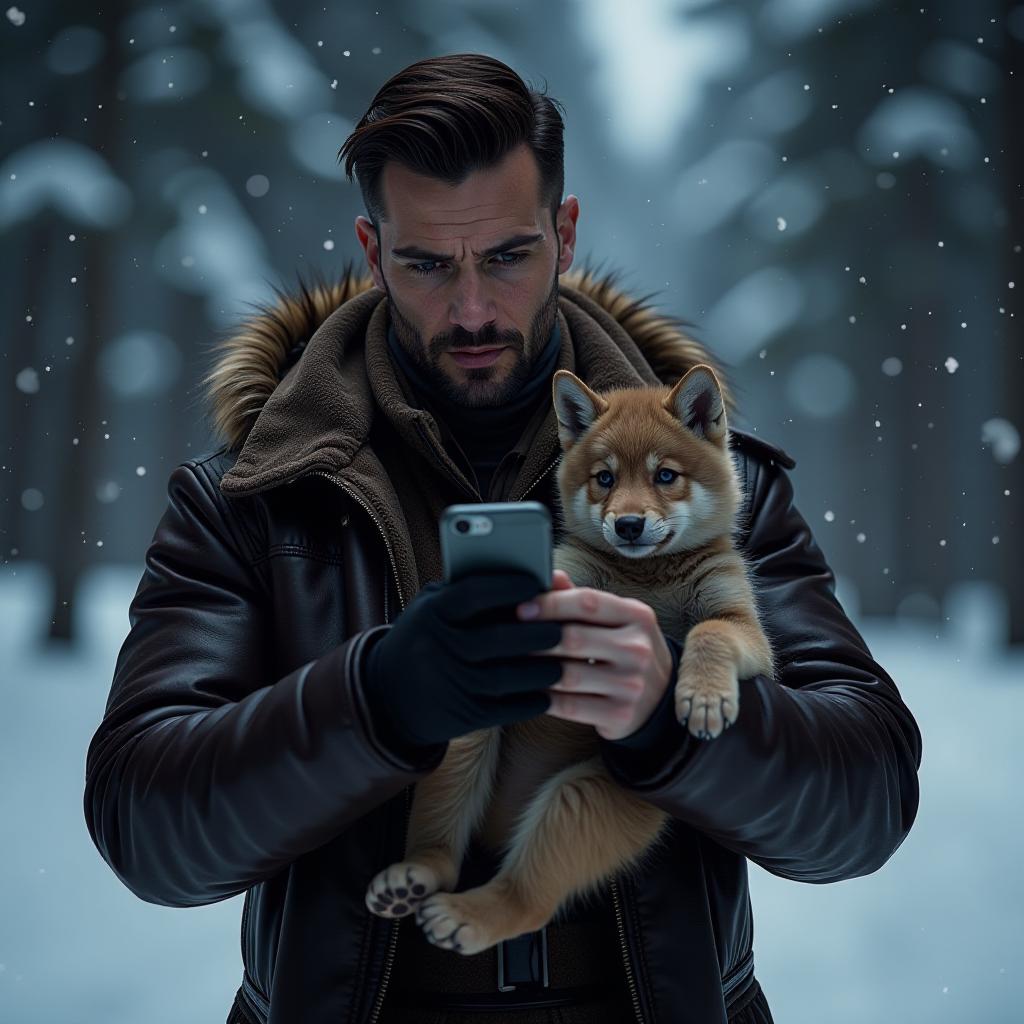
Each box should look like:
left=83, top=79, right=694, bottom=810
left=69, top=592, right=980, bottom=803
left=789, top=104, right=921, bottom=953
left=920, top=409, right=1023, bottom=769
left=440, top=502, right=553, bottom=590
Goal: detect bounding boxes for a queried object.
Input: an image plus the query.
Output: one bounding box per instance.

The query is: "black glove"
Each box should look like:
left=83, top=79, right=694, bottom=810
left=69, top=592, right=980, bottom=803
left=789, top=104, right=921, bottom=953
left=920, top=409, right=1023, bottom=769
left=360, top=571, right=564, bottom=752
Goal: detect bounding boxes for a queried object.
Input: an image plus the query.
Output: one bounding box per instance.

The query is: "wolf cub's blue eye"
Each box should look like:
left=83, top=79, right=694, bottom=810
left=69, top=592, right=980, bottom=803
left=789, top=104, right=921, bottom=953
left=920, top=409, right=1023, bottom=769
left=595, top=470, right=615, bottom=488
left=656, top=468, right=680, bottom=484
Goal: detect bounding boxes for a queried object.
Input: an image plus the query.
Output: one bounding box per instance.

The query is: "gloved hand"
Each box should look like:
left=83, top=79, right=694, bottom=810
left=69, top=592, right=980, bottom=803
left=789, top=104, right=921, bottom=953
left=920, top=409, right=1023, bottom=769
left=360, top=571, right=564, bottom=751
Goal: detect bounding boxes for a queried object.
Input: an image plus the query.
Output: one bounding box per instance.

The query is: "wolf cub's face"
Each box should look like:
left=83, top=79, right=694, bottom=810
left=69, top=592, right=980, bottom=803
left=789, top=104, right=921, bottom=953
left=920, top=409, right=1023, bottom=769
left=551, top=366, right=740, bottom=558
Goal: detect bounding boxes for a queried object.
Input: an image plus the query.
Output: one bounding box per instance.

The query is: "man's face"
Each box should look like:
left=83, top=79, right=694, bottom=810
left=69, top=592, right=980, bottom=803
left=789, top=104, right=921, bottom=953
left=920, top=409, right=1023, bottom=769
left=355, top=142, right=579, bottom=408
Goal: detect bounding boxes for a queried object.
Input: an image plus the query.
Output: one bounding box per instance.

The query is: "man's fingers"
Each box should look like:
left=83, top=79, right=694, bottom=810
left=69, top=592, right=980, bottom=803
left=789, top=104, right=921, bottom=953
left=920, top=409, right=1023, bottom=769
left=517, top=586, right=653, bottom=628
left=547, top=659, right=638, bottom=699
left=525, top=623, right=649, bottom=669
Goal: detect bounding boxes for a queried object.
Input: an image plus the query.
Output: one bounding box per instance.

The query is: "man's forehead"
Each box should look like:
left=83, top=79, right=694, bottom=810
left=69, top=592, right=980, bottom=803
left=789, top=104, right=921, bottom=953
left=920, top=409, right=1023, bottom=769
left=380, top=150, right=544, bottom=251
left=387, top=201, right=540, bottom=239
left=386, top=190, right=545, bottom=258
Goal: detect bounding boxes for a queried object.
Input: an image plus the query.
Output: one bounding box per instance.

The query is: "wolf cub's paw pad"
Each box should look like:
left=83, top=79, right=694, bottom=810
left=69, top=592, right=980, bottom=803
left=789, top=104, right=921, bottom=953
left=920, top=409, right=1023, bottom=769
left=415, top=892, right=490, bottom=956
left=675, top=671, right=739, bottom=741
left=365, top=861, right=439, bottom=918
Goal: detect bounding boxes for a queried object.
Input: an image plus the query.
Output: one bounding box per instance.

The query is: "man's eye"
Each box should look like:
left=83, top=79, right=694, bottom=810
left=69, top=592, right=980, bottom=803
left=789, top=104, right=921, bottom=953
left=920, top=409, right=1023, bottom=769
left=656, top=468, right=679, bottom=484
left=408, top=252, right=528, bottom=277
left=595, top=470, right=615, bottom=488
left=493, top=251, right=528, bottom=268
left=409, top=261, right=442, bottom=276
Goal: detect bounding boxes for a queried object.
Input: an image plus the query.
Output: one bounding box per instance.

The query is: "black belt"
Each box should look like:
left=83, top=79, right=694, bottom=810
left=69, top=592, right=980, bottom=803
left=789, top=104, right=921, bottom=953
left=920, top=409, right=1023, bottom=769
left=391, top=981, right=622, bottom=1012
left=387, top=917, right=626, bottom=1011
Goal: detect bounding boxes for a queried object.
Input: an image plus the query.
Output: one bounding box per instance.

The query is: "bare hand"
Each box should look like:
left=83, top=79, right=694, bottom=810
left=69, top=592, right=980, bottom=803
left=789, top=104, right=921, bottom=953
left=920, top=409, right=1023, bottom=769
left=517, top=569, right=674, bottom=741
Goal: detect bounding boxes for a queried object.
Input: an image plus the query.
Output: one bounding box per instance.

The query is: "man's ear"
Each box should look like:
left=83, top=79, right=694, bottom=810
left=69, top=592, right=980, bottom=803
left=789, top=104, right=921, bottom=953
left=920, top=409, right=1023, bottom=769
left=354, top=215, right=385, bottom=292
left=552, top=370, right=608, bottom=449
left=663, top=365, right=727, bottom=444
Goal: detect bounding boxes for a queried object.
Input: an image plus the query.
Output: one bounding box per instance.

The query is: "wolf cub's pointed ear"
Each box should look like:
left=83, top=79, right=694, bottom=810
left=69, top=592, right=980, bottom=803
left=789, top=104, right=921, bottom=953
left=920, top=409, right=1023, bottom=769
left=664, top=365, right=727, bottom=444
left=552, top=370, right=608, bottom=449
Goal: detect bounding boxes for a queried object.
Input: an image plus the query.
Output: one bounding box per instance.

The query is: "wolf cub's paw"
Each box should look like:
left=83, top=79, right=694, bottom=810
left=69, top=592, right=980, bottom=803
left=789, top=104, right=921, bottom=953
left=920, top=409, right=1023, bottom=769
left=365, top=861, right=442, bottom=919
left=674, top=662, right=739, bottom=741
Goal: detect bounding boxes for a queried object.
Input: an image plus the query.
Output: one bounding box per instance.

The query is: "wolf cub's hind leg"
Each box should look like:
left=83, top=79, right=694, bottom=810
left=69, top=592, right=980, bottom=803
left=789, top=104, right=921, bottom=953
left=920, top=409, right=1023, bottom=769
left=366, top=727, right=501, bottom=920
left=414, top=756, right=668, bottom=954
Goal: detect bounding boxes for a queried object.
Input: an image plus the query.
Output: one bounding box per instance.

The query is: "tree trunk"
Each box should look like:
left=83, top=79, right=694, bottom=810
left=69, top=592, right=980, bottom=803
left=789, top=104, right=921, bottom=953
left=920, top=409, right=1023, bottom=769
left=47, top=8, right=123, bottom=644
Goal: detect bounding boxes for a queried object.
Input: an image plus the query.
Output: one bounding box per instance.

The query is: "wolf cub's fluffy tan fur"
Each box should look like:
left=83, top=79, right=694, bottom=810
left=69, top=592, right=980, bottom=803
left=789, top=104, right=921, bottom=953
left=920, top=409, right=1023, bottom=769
left=365, top=365, right=775, bottom=957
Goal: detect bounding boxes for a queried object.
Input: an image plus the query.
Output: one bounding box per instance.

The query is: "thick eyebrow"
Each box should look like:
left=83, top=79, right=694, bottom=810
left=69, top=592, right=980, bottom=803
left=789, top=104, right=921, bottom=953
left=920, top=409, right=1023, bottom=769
left=391, top=232, right=545, bottom=262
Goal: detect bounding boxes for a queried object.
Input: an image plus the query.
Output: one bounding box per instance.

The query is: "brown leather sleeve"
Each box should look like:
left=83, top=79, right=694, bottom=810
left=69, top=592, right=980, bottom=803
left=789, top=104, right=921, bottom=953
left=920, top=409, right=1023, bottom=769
left=598, top=452, right=923, bottom=882
left=82, top=460, right=445, bottom=908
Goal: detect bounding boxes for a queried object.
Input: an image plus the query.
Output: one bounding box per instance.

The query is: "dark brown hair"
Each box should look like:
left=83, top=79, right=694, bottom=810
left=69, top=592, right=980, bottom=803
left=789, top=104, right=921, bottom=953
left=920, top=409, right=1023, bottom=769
left=337, top=53, right=566, bottom=234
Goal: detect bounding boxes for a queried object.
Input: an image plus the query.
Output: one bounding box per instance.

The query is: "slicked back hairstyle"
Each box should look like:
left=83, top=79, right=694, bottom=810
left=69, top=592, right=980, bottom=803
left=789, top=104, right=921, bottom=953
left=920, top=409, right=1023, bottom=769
left=337, top=53, right=566, bottom=236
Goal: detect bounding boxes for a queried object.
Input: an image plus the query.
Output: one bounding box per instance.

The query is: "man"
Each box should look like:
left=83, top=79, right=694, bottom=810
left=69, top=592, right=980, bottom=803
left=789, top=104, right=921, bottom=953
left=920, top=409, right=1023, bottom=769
left=84, top=53, right=922, bottom=1024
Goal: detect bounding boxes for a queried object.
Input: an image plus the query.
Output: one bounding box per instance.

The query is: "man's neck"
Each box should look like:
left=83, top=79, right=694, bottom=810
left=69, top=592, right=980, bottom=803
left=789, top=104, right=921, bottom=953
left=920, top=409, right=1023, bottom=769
left=385, top=320, right=562, bottom=496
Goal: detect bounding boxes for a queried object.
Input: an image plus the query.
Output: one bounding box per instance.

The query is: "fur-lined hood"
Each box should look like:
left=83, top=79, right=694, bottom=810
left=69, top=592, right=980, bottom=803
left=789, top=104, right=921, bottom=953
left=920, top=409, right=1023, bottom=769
left=200, top=261, right=737, bottom=455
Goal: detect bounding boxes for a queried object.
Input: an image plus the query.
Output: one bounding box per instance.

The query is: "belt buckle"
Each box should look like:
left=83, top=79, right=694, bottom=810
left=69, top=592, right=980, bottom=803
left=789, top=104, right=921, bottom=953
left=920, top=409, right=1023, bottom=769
left=497, top=926, right=550, bottom=992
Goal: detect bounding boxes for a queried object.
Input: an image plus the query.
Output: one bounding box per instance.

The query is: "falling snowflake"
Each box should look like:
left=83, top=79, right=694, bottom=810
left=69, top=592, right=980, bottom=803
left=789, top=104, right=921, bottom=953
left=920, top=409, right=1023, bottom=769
left=21, top=488, right=43, bottom=511
left=15, top=367, right=39, bottom=393
left=6, top=6, right=25, bottom=26
left=246, top=174, right=270, bottom=197
left=96, top=481, right=121, bottom=504
left=944, top=356, right=959, bottom=373
left=776, top=217, right=787, bottom=231
left=981, top=418, right=1020, bottom=464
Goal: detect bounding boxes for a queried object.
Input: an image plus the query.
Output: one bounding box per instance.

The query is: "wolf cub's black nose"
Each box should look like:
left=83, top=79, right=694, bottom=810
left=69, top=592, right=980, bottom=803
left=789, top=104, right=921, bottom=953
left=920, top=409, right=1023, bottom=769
left=615, top=516, right=646, bottom=541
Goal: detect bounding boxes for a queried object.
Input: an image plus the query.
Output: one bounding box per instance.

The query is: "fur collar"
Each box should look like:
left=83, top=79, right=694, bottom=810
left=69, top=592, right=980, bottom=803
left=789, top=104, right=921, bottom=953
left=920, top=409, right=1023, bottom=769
left=201, top=259, right=736, bottom=455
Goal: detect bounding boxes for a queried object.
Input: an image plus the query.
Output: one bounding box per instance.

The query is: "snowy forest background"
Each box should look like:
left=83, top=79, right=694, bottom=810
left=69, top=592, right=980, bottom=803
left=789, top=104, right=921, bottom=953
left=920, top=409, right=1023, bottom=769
left=1, top=1, right=1021, bottom=1022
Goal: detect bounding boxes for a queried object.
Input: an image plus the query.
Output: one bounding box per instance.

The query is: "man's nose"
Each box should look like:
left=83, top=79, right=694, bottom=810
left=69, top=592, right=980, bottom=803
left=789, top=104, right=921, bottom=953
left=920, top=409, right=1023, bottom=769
left=615, top=516, right=646, bottom=541
left=450, top=269, right=496, bottom=335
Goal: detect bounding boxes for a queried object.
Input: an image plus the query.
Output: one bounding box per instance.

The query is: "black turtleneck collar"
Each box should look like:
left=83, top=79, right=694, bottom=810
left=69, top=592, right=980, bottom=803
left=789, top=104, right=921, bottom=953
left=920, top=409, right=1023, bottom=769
left=386, top=318, right=562, bottom=498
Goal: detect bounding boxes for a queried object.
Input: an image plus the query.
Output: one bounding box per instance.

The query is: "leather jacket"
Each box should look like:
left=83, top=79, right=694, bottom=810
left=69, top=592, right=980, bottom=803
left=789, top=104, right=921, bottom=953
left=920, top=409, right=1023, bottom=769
left=83, top=269, right=923, bottom=1024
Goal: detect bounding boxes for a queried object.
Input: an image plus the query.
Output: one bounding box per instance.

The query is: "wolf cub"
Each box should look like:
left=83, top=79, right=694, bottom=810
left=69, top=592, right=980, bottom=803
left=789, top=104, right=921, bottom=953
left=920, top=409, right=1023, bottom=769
left=365, top=364, right=775, bottom=957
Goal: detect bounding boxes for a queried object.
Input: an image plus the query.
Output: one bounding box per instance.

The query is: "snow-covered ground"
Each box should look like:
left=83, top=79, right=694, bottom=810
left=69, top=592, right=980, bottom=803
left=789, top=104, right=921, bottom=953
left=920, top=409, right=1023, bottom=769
left=0, top=562, right=1020, bottom=1023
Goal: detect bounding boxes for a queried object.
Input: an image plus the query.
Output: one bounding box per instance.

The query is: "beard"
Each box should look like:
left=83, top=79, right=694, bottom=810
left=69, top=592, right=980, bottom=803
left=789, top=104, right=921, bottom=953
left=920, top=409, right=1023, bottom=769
left=384, top=267, right=560, bottom=409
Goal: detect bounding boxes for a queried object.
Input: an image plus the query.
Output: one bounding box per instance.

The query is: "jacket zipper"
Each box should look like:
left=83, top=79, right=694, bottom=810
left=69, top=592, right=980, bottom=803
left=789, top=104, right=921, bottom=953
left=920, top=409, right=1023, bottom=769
left=609, top=875, right=646, bottom=1024
left=305, top=469, right=406, bottom=614
left=367, top=784, right=413, bottom=1024
left=302, top=467, right=409, bottom=1023
left=513, top=454, right=561, bottom=501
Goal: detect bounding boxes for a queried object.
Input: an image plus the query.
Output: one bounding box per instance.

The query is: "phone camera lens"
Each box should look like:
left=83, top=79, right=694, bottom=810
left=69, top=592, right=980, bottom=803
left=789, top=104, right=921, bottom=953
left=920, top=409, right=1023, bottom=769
left=455, top=519, right=470, bottom=534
